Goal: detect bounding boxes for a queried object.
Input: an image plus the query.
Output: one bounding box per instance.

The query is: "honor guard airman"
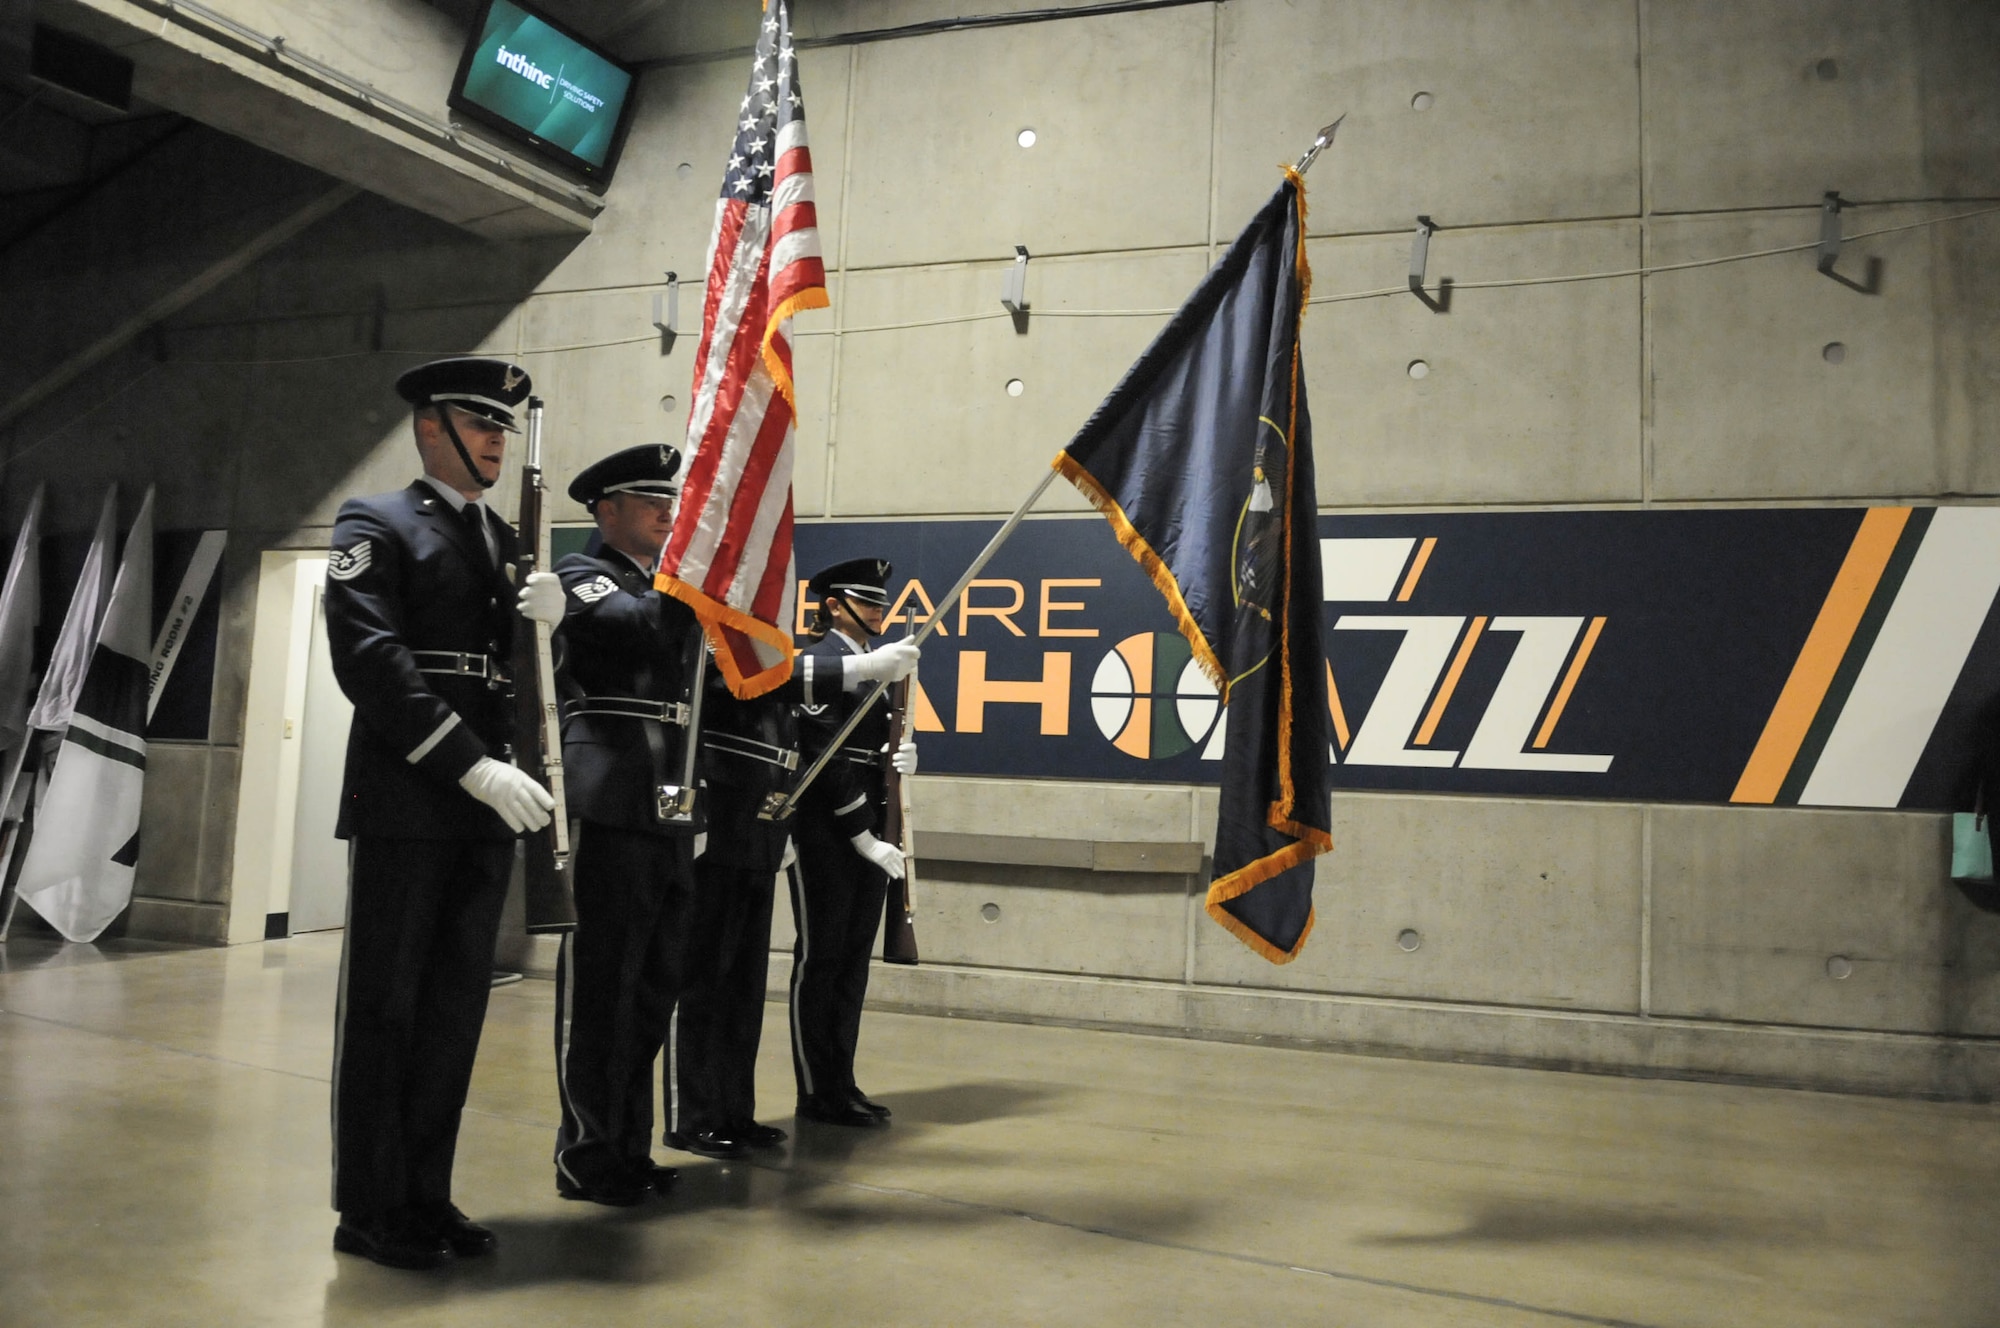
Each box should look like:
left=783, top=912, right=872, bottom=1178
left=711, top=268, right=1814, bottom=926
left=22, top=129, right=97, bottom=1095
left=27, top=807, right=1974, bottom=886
left=667, top=572, right=918, bottom=1159
left=789, top=558, right=921, bottom=1127
left=325, top=356, right=565, bottom=1270
left=550, top=443, right=704, bottom=1205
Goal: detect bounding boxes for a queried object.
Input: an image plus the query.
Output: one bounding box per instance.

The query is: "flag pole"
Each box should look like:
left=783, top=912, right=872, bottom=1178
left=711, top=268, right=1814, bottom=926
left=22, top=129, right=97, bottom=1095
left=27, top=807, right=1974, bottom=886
left=767, top=117, right=1341, bottom=820
left=1293, top=115, right=1344, bottom=175
left=763, top=467, right=1059, bottom=820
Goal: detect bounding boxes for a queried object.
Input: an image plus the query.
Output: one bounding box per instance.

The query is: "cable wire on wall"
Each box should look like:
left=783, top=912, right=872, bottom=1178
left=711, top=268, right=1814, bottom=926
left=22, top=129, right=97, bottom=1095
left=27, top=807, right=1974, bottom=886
left=8, top=200, right=1998, bottom=471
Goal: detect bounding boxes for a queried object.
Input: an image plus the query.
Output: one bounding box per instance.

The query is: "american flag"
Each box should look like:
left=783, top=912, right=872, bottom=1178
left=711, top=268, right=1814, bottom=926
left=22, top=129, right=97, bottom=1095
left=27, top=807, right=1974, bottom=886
left=655, top=0, right=825, bottom=698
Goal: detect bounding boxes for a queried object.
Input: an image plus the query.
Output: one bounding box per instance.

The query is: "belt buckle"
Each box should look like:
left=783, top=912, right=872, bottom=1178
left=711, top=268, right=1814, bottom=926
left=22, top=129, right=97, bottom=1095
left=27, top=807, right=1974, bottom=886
left=755, top=791, right=793, bottom=822
left=655, top=784, right=698, bottom=824
left=660, top=702, right=689, bottom=726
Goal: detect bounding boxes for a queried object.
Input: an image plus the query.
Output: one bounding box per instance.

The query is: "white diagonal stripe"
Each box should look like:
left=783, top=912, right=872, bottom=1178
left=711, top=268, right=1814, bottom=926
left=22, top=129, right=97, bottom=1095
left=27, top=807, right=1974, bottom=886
left=405, top=713, right=461, bottom=765
left=1801, top=507, right=2000, bottom=808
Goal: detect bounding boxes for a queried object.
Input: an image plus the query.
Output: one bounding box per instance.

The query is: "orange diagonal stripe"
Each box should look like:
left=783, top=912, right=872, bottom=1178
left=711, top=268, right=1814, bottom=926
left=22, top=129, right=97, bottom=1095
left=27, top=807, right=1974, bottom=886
left=1326, top=661, right=1351, bottom=749
left=1396, top=536, right=1437, bottom=602
left=1415, top=616, right=1485, bottom=746
left=1533, top=616, right=1607, bottom=749
left=1730, top=507, right=1911, bottom=804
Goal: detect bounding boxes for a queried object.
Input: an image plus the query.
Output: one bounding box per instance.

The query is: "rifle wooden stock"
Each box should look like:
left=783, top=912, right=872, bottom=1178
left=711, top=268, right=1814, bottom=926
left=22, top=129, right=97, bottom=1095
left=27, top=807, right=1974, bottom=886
left=880, top=675, right=918, bottom=965
left=514, top=398, right=576, bottom=934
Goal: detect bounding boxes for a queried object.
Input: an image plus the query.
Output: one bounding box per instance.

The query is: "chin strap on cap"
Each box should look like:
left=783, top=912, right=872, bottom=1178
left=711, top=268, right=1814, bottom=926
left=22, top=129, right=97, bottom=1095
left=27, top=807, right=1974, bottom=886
left=435, top=403, right=497, bottom=491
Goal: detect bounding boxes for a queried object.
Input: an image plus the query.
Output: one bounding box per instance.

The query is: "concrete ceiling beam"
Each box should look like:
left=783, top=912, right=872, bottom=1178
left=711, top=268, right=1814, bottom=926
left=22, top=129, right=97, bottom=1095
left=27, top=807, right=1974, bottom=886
left=38, top=0, right=598, bottom=239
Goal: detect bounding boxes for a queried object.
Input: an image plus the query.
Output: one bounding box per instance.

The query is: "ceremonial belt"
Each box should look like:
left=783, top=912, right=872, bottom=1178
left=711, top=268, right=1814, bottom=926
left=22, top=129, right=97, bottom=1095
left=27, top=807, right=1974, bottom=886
left=838, top=744, right=882, bottom=766
left=412, top=650, right=507, bottom=682
left=703, top=731, right=799, bottom=772
left=563, top=695, right=692, bottom=727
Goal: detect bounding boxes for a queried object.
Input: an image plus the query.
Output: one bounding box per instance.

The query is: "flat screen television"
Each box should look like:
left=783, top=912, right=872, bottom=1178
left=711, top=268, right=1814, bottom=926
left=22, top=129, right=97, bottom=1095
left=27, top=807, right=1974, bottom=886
left=447, top=0, right=638, bottom=185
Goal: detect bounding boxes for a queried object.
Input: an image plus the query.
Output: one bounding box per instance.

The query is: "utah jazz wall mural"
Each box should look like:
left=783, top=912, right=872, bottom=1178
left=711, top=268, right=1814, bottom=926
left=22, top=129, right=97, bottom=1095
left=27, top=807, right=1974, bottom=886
left=792, top=506, right=2000, bottom=812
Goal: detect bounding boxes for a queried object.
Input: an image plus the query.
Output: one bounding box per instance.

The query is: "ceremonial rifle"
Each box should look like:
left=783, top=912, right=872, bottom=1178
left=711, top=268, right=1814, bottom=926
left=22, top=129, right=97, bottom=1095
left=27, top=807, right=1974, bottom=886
left=514, top=397, right=576, bottom=933
left=880, top=672, right=918, bottom=965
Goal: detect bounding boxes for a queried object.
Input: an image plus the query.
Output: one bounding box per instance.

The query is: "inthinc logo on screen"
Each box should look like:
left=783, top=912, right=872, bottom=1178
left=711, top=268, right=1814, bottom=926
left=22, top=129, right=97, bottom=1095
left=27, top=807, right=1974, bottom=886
left=494, top=45, right=554, bottom=91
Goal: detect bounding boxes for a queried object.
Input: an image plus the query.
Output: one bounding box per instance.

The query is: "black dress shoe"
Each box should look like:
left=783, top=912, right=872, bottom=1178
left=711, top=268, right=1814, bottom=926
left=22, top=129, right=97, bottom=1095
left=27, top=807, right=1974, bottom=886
left=333, top=1211, right=451, bottom=1270
left=796, top=1094, right=881, bottom=1127
left=647, top=1162, right=681, bottom=1195
left=849, top=1089, right=891, bottom=1119
left=665, top=1128, right=750, bottom=1160
left=733, top=1120, right=789, bottom=1148
left=417, top=1203, right=496, bottom=1257
left=556, top=1164, right=650, bottom=1207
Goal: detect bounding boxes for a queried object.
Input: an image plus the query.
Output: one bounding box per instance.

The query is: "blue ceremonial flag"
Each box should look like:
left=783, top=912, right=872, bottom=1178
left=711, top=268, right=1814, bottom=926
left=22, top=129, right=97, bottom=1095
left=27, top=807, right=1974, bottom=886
left=1056, top=170, right=1332, bottom=963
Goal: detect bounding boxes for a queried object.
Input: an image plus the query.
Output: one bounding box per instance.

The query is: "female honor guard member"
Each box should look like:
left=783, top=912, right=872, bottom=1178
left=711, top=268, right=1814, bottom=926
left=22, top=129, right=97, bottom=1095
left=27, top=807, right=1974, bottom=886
left=551, top=444, right=704, bottom=1206
left=668, top=586, right=918, bottom=1158
left=791, top=558, right=920, bottom=1127
left=325, top=357, right=564, bottom=1270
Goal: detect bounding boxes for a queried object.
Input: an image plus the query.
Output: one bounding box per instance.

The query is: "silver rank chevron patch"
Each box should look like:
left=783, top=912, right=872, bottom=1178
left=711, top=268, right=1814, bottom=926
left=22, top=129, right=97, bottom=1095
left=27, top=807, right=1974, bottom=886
left=327, top=541, right=372, bottom=582
left=571, top=575, right=620, bottom=604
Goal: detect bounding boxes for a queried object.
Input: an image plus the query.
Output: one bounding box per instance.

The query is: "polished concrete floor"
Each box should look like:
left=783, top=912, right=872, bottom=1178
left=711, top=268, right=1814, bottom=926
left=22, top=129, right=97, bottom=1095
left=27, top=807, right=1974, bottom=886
left=2, top=934, right=1998, bottom=1327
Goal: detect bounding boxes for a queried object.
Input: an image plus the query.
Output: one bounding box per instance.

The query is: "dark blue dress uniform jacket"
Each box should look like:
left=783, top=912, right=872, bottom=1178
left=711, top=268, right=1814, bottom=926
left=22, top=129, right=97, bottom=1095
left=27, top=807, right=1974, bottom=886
left=554, top=537, right=704, bottom=838
left=794, top=632, right=890, bottom=839
left=698, top=645, right=851, bottom=872
left=325, top=481, right=519, bottom=842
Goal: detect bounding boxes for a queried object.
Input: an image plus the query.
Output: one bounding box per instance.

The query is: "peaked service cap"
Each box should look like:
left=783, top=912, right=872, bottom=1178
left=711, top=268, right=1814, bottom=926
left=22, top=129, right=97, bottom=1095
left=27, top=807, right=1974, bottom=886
left=569, top=443, right=684, bottom=504
left=395, top=357, right=532, bottom=433
left=807, top=557, right=893, bottom=609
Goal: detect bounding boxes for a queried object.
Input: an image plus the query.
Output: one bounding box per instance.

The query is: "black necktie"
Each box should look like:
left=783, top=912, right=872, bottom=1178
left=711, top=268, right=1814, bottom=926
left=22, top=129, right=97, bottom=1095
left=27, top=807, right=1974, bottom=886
left=461, top=503, right=492, bottom=566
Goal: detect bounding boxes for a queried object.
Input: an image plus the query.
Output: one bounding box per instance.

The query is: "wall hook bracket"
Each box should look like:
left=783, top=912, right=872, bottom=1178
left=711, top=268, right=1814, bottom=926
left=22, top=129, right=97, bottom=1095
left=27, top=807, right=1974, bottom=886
left=652, top=271, right=680, bottom=355
left=1409, top=216, right=1451, bottom=313
left=1817, top=192, right=1880, bottom=294
left=1001, top=245, right=1030, bottom=334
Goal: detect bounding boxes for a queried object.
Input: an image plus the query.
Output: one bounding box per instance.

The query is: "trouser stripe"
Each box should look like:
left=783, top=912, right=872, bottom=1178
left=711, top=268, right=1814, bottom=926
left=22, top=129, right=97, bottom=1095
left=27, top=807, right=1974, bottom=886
left=786, top=861, right=813, bottom=1097
left=328, top=840, right=356, bottom=1210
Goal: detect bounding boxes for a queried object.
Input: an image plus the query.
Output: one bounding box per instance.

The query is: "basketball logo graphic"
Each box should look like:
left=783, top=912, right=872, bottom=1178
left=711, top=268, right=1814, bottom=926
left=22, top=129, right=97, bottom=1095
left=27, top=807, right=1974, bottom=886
left=1090, top=632, right=1222, bottom=760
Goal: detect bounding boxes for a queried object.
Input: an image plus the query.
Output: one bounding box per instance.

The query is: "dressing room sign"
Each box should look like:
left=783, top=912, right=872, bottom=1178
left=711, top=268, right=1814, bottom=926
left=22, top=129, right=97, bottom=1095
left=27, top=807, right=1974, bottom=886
left=795, top=507, right=2000, bottom=811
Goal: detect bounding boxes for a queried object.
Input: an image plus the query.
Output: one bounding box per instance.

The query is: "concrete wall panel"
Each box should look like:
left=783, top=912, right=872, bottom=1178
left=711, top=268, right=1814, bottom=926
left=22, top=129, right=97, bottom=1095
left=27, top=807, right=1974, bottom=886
left=912, top=775, right=1199, bottom=845
left=194, top=745, right=242, bottom=908
left=517, top=291, right=674, bottom=524
left=232, top=303, right=523, bottom=531
left=914, top=864, right=1189, bottom=982
left=1645, top=0, right=2000, bottom=212
left=1217, top=0, right=1640, bottom=238
left=1933, top=210, right=2000, bottom=496
left=840, top=9, right=1214, bottom=268
left=1193, top=795, right=1644, bottom=1015
left=135, top=744, right=212, bottom=904
left=547, top=47, right=852, bottom=294
left=1648, top=207, right=1939, bottom=501
left=1649, top=806, right=2000, bottom=1035
left=829, top=249, right=1207, bottom=515
left=1307, top=221, right=1641, bottom=506
left=205, top=543, right=265, bottom=748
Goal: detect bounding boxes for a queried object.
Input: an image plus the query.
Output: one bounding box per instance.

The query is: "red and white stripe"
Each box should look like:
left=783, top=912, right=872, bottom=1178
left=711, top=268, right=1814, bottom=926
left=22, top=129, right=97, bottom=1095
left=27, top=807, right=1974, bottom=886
left=656, top=0, right=824, bottom=699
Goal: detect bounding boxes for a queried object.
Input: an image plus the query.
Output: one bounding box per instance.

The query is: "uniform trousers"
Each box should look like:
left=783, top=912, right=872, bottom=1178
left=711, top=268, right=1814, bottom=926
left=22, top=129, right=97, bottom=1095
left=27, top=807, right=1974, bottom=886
left=671, top=854, right=778, bottom=1134
left=331, top=836, right=512, bottom=1219
left=788, top=810, right=888, bottom=1101
left=554, top=820, right=693, bottom=1184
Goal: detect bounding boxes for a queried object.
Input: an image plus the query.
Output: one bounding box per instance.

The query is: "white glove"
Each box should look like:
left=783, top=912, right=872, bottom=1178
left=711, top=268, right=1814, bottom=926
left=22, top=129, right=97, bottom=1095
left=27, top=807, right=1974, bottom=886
left=850, top=830, right=905, bottom=880
left=845, top=638, right=921, bottom=689
left=517, top=571, right=565, bottom=627
left=459, top=757, right=555, bottom=833
left=891, top=740, right=918, bottom=776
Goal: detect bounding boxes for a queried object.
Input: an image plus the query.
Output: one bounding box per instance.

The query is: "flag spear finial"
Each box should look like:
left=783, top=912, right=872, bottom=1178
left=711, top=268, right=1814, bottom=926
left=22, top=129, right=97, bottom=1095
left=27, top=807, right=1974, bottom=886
left=1294, top=116, right=1344, bottom=175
